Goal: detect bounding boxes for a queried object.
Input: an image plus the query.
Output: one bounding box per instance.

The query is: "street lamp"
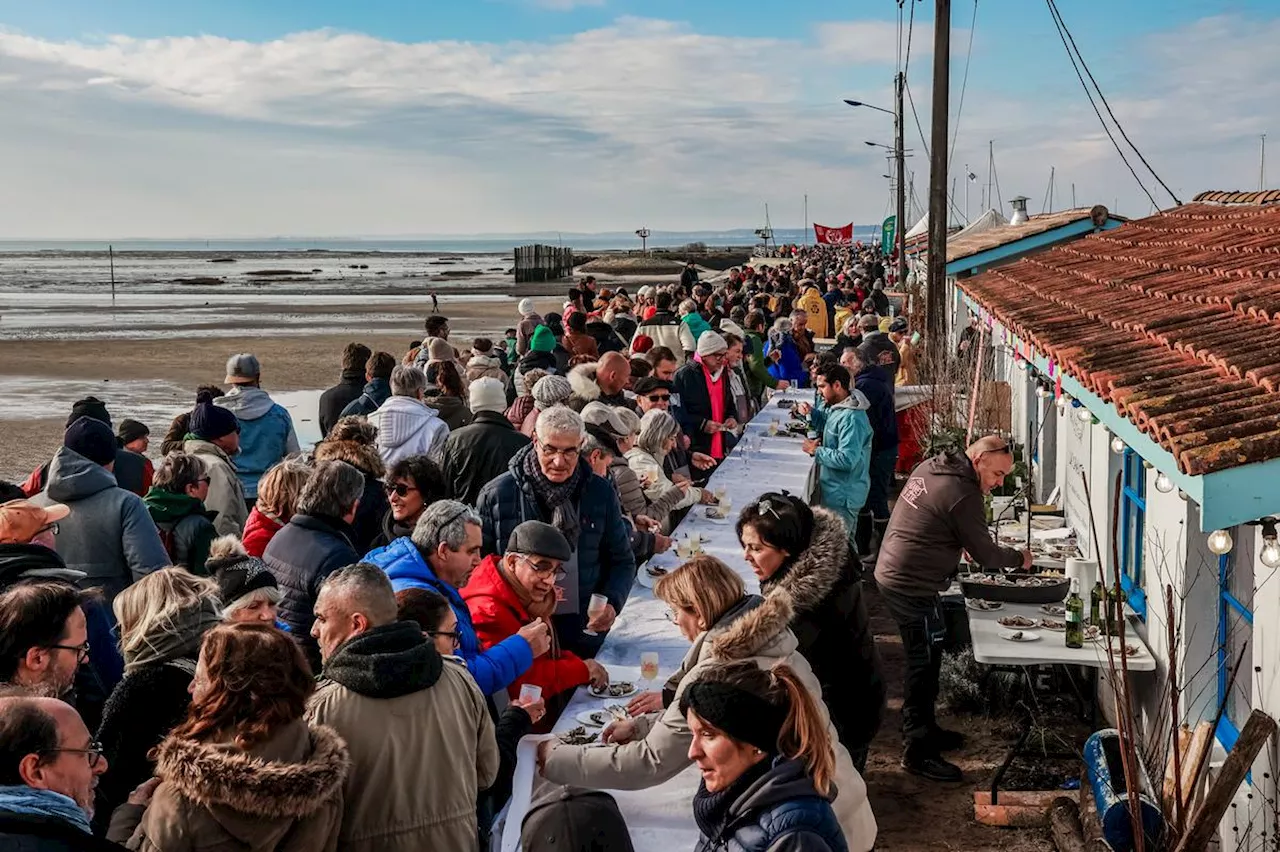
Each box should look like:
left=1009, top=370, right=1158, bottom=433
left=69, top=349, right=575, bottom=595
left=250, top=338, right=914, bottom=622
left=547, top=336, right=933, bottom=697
left=844, top=99, right=894, bottom=117
left=635, top=228, right=650, bottom=255
left=845, top=74, right=906, bottom=290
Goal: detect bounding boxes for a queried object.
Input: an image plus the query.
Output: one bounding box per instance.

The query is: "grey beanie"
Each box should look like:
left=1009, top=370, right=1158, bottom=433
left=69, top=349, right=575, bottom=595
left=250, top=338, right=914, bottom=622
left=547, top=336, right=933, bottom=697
left=532, top=374, right=573, bottom=410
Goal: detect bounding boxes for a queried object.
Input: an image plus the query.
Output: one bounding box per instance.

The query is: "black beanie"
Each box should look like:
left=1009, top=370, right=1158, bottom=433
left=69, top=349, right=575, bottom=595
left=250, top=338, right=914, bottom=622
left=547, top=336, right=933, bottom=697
left=64, top=416, right=118, bottom=467
left=212, top=556, right=278, bottom=605
left=189, top=392, right=240, bottom=441
left=116, top=418, right=150, bottom=446
left=66, top=396, right=111, bottom=429
left=680, top=680, right=786, bottom=754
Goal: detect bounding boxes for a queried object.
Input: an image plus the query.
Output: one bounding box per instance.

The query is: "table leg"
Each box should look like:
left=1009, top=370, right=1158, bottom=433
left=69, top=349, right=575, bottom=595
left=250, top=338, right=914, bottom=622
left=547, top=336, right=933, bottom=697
left=990, top=717, right=1033, bottom=805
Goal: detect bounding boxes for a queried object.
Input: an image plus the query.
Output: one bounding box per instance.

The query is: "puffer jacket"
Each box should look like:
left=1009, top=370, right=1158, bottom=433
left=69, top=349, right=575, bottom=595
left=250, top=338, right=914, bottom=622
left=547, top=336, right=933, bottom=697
left=215, top=387, right=300, bottom=499
left=263, top=514, right=359, bottom=670
left=31, top=448, right=170, bottom=606
left=241, top=507, right=283, bottom=558
left=183, top=439, right=248, bottom=537
left=623, top=447, right=699, bottom=531
left=106, top=719, right=349, bottom=852
left=440, top=411, right=531, bottom=506
left=475, top=445, right=636, bottom=633
left=466, top=353, right=514, bottom=401
left=761, top=509, right=885, bottom=757
left=340, top=378, right=392, bottom=419
left=809, top=391, right=873, bottom=530
left=363, top=538, right=534, bottom=696
left=142, top=487, right=217, bottom=575
left=540, top=594, right=877, bottom=851
left=367, top=395, right=450, bottom=468
left=765, top=334, right=807, bottom=387
left=693, top=758, right=848, bottom=852
left=311, top=439, right=390, bottom=554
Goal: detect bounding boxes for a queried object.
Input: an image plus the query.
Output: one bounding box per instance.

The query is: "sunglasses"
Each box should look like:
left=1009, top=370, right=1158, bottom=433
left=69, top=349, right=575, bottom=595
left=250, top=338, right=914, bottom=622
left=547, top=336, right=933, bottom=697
left=384, top=482, right=419, bottom=498
left=37, top=522, right=59, bottom=536
left=645, top=394, right=671, bottom=402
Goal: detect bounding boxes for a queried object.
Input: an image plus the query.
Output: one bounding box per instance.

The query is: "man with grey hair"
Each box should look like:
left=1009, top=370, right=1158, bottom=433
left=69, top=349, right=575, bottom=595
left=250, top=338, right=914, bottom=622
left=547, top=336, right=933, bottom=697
left=477, top=405, right=635, bottom=657
left=264, top=459, right=363, bottom=668
left=368, top=364, right=450, bottom=469
left=363, top=501, right=549, bottom=696
left=307, top=562, right=499, bottom=852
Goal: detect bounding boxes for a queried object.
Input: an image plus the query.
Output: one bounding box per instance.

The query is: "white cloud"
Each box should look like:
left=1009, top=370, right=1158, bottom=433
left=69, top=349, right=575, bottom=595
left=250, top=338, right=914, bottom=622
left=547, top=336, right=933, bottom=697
left=815, top=21, right=916, bottom=65
left=528, top=0, right=606, bottom=9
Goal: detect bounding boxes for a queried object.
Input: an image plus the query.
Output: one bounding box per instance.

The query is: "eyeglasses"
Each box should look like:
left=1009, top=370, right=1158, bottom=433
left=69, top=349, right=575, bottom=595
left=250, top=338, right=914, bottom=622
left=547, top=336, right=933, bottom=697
left=429, top=630, right=461, bottom=648
left=385, top=482, right=420, bottom=498
left=536, top=441, right=580, bottom=462
left=645, top=394, right=671, bottom=402
left=47, top=641, right=90, bottom=664
left=43, top=740, right=104, bottom=769
left=37, top=522, right=59, bottom=536
left=516, top=554, right=568, bottom=581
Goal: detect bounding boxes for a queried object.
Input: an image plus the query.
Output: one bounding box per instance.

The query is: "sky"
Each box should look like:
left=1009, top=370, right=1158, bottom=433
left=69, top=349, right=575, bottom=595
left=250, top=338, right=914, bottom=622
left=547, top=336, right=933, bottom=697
left=0, top=0, right=1275, bottom=238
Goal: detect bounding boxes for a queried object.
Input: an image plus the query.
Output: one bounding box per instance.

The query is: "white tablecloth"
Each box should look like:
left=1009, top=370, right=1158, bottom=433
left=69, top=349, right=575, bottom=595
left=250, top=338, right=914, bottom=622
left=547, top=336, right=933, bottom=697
left=498, top=388, right=817, bottom=851
left=966, top=602, right=1156, bottom=672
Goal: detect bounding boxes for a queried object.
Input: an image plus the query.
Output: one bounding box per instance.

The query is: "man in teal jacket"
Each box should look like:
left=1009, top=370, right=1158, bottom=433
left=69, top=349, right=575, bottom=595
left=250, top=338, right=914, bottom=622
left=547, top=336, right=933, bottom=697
left=801, top=363, right=872, bottom=547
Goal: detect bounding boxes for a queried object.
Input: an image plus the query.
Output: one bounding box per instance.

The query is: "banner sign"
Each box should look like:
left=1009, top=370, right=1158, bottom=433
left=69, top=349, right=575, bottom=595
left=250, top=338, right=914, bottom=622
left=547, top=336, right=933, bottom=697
left=881, top=216, right=896, bottom=251
left=813, top=222, right=855, bottom=245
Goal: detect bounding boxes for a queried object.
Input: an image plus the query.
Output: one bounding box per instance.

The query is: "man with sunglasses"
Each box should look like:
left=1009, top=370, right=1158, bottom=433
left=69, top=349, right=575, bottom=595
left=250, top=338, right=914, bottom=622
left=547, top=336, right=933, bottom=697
left=875, top=435, right=1032, bottom=782
left=0, top=695, right=118, bottom=850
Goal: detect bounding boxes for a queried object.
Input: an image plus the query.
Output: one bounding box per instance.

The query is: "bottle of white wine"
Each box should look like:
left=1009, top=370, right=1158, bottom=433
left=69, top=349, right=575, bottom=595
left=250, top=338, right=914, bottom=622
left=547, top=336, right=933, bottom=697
left=1065, top=578, right=1084, bottom=649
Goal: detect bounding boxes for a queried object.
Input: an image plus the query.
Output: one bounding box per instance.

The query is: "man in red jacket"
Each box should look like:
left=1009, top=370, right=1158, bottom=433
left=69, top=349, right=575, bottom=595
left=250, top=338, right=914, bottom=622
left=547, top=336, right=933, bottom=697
left=463, top=521, right=609, bottom=709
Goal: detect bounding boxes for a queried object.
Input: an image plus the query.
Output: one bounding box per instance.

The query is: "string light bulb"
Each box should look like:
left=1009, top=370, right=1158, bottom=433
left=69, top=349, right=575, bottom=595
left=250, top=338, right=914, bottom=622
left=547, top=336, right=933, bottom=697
left=1207, top=529, right=1234, bottom=556
left=1056, top=394, right=1071, bottom=411
left=1154, top=472, right=1174, bottom=493
left=1015, top=358, right=1028, bottom=372
left=1036, top=383, right=1052, bottom=399
left=1178, top=489, right=1190, bottom=502
left=1076, top=407, right=1092, bottom=422
left=1110, top=436, right=1126, bottom=454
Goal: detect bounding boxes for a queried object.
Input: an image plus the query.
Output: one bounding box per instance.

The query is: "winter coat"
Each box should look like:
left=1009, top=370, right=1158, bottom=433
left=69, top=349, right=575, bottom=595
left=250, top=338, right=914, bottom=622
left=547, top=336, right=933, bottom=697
left=142, top=488, right=217, bottom=575
left=0, top=809, right=126, bottom=852
left=466, top=354, right=515, bottom=403
left=31, top=448, right=170, bottom=606
left=765, top=335, right=807, bottom=387
left=761, top=509, right=885, bottom=756
left=112, top=450, right=152, bottom=498
left=241, top=507, right=283, bottom=558
left=623, top=447, right=698, bottom=532
left=854, top=366, right=898, bottom=452
left=364, top=539, right=534, bottom=696
left=673, top=361, right=738, bottom=460
left=680, top=313, right=712, bottom=355
left=367, top=395, right=450, bottom=468
left=339, top=377, right=392, bottom=419
left=263, top=514, right=360, bottom=670
left=505, top=395, right=535, bottom=430
left=106, top=719, right=349, bottom=852
left=809, top=392, right=873, bottom=530
left=440, top=411, right=532, bottom=506
left=305, top=622, right=499, bottom=852
left=632, top=312, right=686, bottom=363
left=896, top=338, right=919, bottom=386
left=94, top=662, right=195, bottom=835
left=610, top=314, right=638, bottom=344
left=475, top=445, right=637, bottom=629
left=693, top=758, right=848, bottom=852
left=743, top=330, right=780, bottom=400
left=563, top=331, right=599, bottom=359
left=319, top=368, right=367, bottom=437
left=461, top=555, right=590, bottom=700
left=540, top=594, right=877, bottom=851
left=215, top=387, right=300, bottom=499
left=516, top=312, right=544, bottom=357
left=183, top=439, right=249, bottom=537
left=875, top=451, right=1025, bottom=597
left=797, top=287, right=832, bottom=339
left=857, top=332, right=900, bottom=383
left=515, top=351, right=558, bottom=395
left=311, top=439, right=390, bottom=554
left=426, top=394, right=472, bottom=431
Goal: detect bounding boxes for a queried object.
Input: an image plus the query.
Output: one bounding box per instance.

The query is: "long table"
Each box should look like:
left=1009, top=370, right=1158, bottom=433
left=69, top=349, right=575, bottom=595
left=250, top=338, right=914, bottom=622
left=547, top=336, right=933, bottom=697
left=498, top=388, right=817, bottom=851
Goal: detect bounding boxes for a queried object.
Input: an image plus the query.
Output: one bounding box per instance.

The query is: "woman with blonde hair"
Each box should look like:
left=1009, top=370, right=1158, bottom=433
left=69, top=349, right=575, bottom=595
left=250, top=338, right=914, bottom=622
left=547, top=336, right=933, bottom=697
left=94, top=568, right=224, bottom=831
left=242, top=458, right=312, bottom=557
left=538, top=555, right=876, bottom=850
left=624, top=409, right=713, bottom=531
left=107, top=623, right=349, bottom=851
left=684, top=660, right=846, bottom=851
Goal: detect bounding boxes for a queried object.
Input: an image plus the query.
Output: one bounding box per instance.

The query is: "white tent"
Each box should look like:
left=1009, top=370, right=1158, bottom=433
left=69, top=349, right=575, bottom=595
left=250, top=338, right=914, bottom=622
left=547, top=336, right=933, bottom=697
left=905, top=211, right=929, bottom=240
left=950, top=208, right=1008, bottom=241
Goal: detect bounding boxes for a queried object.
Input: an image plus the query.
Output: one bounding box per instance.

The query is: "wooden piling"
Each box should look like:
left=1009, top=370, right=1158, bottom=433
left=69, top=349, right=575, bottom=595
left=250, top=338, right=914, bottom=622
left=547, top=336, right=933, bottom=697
left=513, top=244, right=574, bottom=283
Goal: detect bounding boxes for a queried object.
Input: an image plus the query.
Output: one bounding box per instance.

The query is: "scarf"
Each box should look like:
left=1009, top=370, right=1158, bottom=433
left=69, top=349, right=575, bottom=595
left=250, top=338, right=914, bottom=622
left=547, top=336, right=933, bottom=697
left=123, top=597, right=223, bottom=676
left=691, top=758, right=773, bottom=843
left=697, top=354, right=727, bottom=460
left=519, top=445, right=585, bottom=548
left=0, top=785, right=92, bottom=835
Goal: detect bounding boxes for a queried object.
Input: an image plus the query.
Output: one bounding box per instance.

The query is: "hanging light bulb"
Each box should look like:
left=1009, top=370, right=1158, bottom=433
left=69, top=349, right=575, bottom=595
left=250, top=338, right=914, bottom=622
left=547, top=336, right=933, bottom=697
left=1015, top=358, right=1028, bottom=372
left=1178, top=489, right=1189, bottom=502
left=1154, top=472, right=1174, bottom=493
left=1036, top=383, right=1051, bottom=399
left=1055, top=394, right=1071, bottom=411
left=1110, top=436, right=1126, bottom=454
left=1076, top=407, right=1092, bottom=422
left=1260, top=528, right=1280, bottom=569
left=1207, top=529, right=1234, bottom=556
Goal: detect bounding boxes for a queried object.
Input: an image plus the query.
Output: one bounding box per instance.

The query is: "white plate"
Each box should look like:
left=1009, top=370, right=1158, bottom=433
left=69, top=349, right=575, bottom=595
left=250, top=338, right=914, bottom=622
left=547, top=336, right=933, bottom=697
left=965, top=598, right=1003, bottom=612
left=999, top=629, right=1041, bottom=642
left=588, top=682, right=638, bottom=699
left=576, top=708, right=628, bottom=728
left=1038, top=619, right=1066, bottom=632
left=637, top=565, right=671, bottom=589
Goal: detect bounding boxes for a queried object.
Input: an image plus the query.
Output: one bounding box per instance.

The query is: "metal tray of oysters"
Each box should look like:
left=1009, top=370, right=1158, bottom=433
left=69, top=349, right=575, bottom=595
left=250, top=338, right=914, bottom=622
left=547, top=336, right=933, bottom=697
left=959, top=572, right=1070, bottom=604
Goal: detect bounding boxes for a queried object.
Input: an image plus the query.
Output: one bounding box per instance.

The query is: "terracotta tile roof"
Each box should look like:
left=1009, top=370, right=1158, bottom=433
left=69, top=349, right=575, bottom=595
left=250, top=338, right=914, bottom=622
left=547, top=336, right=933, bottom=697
left=945, top=207, right=1115, bottom=264
left=1193, top=189, right=1280, bottom=205
left=958, top=202, right=1280, bottom=476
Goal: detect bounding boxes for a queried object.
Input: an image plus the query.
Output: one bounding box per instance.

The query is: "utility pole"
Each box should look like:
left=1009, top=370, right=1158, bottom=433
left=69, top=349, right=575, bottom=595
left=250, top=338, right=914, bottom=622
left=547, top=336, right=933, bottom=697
left=109, top=244, right=115, bottom=301
left=1262, top=134, right=1268, bottom=191
left=894, top=71, right=907, bottom=291
left=803, top=194, right=809, bottom=246
left=926, top=0, right=951, bottom=355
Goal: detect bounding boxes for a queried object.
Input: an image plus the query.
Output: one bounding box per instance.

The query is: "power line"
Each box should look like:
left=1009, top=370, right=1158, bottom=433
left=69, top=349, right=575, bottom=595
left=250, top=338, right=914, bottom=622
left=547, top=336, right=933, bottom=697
left=948, top=0, right=978, bottom=168
left=903, top=0, right=918, bottom=79
left=1043, top=0, right=1164, bottom=210
left=903, top=79, right=969, bottom=226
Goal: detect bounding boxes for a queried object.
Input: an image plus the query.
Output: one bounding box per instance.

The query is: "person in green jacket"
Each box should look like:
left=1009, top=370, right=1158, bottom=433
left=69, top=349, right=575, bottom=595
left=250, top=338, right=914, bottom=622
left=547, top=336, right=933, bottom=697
left=800, top=363, right=873, bottom=547
left=143, top=451, right=219, bottom=575
left=736, top=312, right=790, bottom=403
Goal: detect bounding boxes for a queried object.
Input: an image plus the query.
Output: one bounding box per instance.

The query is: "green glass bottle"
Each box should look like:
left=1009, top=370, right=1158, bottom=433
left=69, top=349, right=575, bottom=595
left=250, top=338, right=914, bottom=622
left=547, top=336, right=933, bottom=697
left=1109, top=582, right=1127, bottom=635
left=1065, top=578, right=1085, bottom=649
left=1090, top=579, right=1104, bottom=627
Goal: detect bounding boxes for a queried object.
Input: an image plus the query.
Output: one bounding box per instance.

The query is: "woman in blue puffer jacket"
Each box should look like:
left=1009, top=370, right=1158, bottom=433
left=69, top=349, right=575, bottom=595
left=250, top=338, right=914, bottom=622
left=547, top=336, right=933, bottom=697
left=764, top=317, right=809, bottom=388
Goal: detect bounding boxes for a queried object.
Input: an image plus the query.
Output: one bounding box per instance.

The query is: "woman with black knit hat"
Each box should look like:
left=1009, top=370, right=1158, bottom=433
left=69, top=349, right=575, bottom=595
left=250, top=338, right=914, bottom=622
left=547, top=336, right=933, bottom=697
left=684, top=660, right=849, bottom=852
left=182, top=392, right=247, bottom=537
left=206, top=535, right=283, bottom=624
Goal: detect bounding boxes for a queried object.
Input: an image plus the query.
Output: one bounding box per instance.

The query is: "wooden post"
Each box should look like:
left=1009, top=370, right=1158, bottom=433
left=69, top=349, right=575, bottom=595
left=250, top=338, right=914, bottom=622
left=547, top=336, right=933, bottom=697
left=1173, top=710, right=1277, bottom=852
left=1049, top=797, right=1086, bottom=852
left=109, top=244, right=116, bottom=301
left=925, top=0, right=952, bottom=363
left=1164, top=585, right=1185, bottom=835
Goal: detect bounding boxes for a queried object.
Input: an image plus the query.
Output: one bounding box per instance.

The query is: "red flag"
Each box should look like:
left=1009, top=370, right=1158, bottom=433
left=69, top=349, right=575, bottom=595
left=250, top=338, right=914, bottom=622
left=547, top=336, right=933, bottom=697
left=813, top=223, right=854, bottom=245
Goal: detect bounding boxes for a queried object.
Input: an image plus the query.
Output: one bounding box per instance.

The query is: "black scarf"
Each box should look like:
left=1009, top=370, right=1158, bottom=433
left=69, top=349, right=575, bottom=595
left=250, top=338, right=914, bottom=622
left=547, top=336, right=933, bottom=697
left=322, top=621, right=443, bottom=699
left=518, top=445, right=585, bottom=548
left=692, top=758, right=774, bottom=842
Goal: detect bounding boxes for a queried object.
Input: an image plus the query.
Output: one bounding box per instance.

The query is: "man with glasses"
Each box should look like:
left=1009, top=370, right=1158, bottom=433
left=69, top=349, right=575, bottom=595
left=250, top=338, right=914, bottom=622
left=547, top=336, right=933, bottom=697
left=0, top=582, right=92, bottom=701
left=476, top=407, right=635, bottom=658
left=0, top=695, right=116, bottom=850
left=875, top=435, right=1032, bottom=782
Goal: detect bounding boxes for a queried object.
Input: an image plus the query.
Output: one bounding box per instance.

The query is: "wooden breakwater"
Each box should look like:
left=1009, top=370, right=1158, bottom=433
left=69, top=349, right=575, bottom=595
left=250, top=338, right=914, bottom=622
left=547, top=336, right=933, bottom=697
left=513, top=245, right=574, bottom=283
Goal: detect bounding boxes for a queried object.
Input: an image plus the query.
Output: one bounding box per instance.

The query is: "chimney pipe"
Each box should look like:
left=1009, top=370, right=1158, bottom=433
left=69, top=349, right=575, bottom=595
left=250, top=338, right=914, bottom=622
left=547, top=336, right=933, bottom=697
left=1009, top=196, right=1030, bottom=226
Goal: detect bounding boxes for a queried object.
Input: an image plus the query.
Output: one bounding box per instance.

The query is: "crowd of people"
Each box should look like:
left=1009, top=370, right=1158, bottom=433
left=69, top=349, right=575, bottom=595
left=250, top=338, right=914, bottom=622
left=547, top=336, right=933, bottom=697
left=0, top=241, right=1028, bottom=852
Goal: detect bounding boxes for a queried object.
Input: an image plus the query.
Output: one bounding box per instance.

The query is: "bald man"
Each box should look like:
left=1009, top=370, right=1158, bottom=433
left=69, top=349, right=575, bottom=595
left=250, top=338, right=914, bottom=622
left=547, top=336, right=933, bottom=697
left=874, top=435, right=1032, bottom=782
left=594, top=352, right=636, bottom=411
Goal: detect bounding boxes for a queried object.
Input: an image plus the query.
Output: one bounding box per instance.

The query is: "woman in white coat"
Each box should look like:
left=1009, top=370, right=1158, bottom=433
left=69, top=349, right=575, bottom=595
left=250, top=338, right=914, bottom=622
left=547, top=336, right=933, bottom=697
left=624, top=409, right=714, bottom=532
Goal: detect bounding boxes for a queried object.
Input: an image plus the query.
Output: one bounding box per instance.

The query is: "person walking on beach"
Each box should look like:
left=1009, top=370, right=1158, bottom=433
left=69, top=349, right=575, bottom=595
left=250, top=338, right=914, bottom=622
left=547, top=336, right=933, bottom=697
left=431, top=289, right=439, bottom=313
left=215, top=354, right=300, bottom=509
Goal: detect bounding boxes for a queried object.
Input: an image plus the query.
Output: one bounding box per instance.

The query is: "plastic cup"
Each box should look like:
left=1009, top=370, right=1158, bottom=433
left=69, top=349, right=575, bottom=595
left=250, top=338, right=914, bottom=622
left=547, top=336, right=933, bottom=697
left=584, top=593, right=609, bottom=637
left=640, top=652, right=660, bottom=682
left=519, top=684, right=542, bottom=704
left=714, top=486, right=727, bottom=503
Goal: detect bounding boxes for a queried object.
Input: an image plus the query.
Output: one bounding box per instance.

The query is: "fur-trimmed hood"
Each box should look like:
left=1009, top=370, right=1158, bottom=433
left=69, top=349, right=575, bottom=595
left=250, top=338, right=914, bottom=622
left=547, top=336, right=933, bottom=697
left=760, top=508, right=848, bottom=615
left=567, top=363, right=601, bottom=404
left=707, top=593, right=796, bottom=662
left=152, top=721, right=348, bottom=824
left=312, top=437, right=386, bottom=479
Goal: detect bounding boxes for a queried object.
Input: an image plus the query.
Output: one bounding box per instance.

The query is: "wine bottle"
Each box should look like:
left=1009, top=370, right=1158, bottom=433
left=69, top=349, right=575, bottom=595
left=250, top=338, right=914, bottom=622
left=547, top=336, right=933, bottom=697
left=1090, top=579, right=1104, bottom=627
left=1065, top=578, right=1085, bottom=649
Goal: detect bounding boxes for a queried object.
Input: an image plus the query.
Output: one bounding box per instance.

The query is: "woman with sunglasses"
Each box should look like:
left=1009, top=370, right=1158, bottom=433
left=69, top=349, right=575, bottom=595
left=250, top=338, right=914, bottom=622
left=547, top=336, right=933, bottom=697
left=368, top=454, right=448, bottom=550
left=142, top=451, right=218, bottom=576
left=538, top=554, right=876, bottom=851
left=106, top=623, right=349, bottom=851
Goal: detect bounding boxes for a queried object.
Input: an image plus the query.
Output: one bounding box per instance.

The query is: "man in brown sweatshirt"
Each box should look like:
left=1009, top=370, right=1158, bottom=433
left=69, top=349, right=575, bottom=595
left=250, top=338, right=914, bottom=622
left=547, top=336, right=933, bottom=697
left=875, top=435, right=1031, bottom=781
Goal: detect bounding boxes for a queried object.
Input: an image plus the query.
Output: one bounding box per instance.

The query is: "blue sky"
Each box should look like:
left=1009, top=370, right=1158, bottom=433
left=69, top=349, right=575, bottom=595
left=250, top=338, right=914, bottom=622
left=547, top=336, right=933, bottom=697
left=0, top=0, right=1275, bottom=237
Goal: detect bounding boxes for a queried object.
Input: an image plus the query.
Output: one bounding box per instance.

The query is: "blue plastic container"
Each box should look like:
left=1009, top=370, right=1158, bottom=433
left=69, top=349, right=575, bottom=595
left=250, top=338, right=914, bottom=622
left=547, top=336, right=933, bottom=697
left=1083, top=728, right=1164, bottom=851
